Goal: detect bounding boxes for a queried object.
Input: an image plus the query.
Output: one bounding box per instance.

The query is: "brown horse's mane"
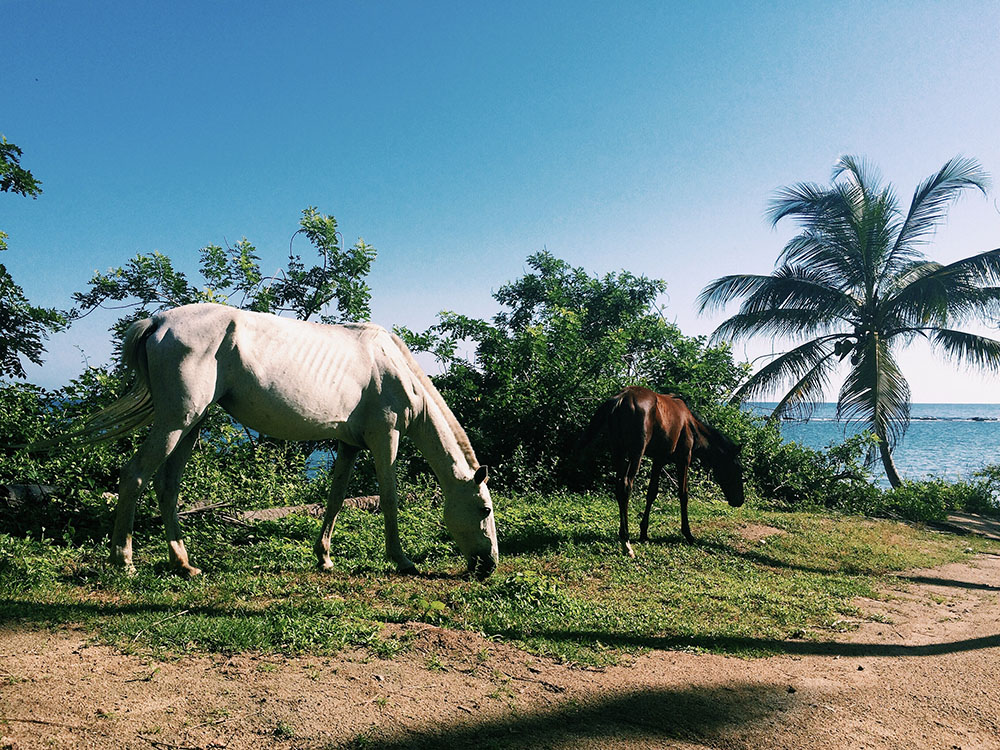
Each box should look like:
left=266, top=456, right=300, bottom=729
left=668, top=394, right=739, bottom=468
left=691, top=419, right=739, bottom=468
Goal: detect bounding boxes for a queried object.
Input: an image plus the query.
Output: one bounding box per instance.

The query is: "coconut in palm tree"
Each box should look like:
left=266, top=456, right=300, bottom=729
left=699, top=156, right=1000, bottom=487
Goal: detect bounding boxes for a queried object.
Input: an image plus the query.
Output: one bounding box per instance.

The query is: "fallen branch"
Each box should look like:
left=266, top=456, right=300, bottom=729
left=4, top=717, right=93, bottom=731
left=178, top=502, right=233, bottom=517
left=0, top=483, right=59, bottom=508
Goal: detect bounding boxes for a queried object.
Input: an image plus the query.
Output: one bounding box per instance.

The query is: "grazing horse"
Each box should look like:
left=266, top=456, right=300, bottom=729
left=35, top=303, right=499, bottom=579
left=578, top=386, right=744, bottom=556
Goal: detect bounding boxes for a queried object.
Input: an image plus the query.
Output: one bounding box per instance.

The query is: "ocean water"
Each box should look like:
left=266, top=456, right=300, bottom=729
left=751, top=403, right=1000, bottom=484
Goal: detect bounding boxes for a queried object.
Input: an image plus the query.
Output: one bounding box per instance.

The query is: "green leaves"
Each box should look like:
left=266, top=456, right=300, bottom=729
left=72, top=208, right=377, bottom=332
left=0, top=137, right=67, bottom=379
left=0, top=262, right=69, bottom=378
left=0, top=136, right=42, bottom=198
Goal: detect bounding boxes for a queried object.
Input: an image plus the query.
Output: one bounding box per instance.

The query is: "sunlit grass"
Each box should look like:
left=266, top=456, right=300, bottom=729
left=1, top=490, right=995, bottom=664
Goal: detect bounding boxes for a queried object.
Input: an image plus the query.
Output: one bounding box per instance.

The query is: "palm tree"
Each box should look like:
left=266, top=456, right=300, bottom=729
left=698, top=156, right=1000, bottom=486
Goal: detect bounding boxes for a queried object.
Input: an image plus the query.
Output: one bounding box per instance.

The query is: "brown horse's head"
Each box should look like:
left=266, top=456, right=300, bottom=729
left=699, top=426, right=745, bottom=508
left=712, top=445, right=745, bottom=508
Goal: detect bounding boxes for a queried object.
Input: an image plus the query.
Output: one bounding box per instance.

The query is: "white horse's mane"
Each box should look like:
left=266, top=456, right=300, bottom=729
left=388, top=332, right=480, bottom=471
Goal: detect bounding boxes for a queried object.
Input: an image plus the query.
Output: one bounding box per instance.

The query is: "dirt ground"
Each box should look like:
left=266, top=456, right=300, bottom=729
left=3, top=546, right=1000, bottom=749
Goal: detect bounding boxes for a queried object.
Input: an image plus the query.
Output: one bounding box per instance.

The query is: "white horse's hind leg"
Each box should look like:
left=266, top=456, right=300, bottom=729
left=111, top=425, right=190, bottom=573
left=152, top=422, right=203, bottom=578
left=370, top=429, right=417, bottom=575
left=314, top=441, right=360, bottom=571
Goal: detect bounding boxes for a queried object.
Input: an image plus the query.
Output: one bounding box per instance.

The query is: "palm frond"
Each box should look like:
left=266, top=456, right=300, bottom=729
left=710, top=309, right=845, bottom=343
left=831, top=155, right=884, bottom=205
left=893, top=157, right=990, bottom=252
left=838, top=336, right=911, bottom=449
left=735, top=264, right=855, bottom=316
left=765, top=182, right=838, bottom=227
left=888, top=251, right=1000, bottom=326
left=933, top=247, right=1000, bottom=286
left=929, top=328, right=1000, bottom=372
left=731, top=336, right=840, bottom=405
left=768, top=357, right=837, bottom=420
left=777, top=230, right=867, bottom=288
left=697, top=274, right=776, bottom=313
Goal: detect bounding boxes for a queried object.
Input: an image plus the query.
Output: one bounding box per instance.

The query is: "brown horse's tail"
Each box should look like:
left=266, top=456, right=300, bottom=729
left=27, top=317, right=159, bottom=452
left=576, top=392, right=624, bottom=456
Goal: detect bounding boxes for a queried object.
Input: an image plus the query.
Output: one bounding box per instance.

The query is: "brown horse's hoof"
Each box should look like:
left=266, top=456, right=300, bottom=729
left=397, top=564, right=419, bottom=576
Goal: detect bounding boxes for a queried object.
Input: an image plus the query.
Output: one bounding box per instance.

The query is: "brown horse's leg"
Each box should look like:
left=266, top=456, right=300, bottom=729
left=614, top=452, right=642, bottom=558
left=677, top=460, right=694, bottom=543
left=639, top=458, right=665, bottom=543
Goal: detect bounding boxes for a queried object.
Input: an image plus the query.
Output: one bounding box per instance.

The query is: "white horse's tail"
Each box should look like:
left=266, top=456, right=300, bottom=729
left=29, top=317, right=158, bottom=451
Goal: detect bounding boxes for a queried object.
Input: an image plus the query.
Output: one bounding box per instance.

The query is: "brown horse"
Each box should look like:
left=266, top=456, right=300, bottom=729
left=579, top=386, right=744, bottom=556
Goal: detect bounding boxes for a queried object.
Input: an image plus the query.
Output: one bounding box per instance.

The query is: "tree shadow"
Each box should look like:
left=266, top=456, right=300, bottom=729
left=896, top=575, right=1000, bottom=592
left=0, top=598, right=239, bottom=626
left=488, top=626, right=1000, bottom=659
left=342, top=682, right=788, bottom=750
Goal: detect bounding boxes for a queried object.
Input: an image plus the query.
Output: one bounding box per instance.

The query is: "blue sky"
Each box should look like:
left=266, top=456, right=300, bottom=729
left=4, top=0, right=1000, bottom=400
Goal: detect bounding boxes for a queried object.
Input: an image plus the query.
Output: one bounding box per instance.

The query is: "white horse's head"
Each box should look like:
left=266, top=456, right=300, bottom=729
left=444, top=465, right=498, bottom=580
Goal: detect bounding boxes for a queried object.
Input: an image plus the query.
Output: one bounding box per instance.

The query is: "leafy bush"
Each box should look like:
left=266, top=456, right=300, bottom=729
left=876, top=473, right=998, bottom=522
left=398, top=251, right=747, bottom=492
left=967, top=465, right=1000, bottom=516
left=1, top=207, right=381, bottom=543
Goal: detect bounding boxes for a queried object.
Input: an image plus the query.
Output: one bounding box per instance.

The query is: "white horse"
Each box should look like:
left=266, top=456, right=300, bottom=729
left=44, top=303, right=499, bottom=579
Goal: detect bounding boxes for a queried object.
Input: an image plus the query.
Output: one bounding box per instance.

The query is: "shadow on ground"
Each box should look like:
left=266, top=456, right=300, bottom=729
left=898, top=574, right=1000, bottom=592
left=337, top=682, right=788, bottom=749
left=490, top=626, right=1000, bottom=659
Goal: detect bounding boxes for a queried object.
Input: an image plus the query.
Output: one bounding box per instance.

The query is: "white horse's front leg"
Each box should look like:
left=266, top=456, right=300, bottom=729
left=371, top=430, right=417, bottom=574
left=314, top=442, right=360, bottom=571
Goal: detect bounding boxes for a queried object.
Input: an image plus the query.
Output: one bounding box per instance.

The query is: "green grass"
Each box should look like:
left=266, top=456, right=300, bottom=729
left=1, top=490, right=996, bottom=665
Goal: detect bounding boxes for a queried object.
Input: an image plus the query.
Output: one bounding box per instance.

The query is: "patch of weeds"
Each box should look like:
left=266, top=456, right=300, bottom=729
left=367, top=635, right=405, bottom=659
left=411, top=595, right=449, bottom=624
left=424, top=654, right=446, bottom=672
left=272, top=721, right=295, bottom=739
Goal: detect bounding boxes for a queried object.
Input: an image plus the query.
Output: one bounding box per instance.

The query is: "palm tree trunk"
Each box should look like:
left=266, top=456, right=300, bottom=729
left=878, top=440, right=903, bottom=488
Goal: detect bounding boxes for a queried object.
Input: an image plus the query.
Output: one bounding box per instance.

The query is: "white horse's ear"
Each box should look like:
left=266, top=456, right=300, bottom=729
left=474, top=465, right=489, bottom=485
